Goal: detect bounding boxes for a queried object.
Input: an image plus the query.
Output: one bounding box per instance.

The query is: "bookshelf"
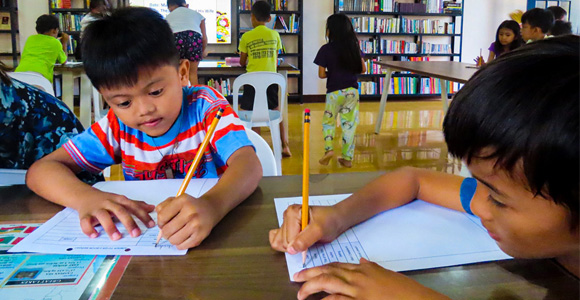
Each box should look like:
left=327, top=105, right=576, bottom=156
left=233, top=0, right=303, bottom=102
left=48, top=0, right=90, bottom=57
left=0, top=0, right=18, bottom=67
left=335, top=0, right=464, bottom=99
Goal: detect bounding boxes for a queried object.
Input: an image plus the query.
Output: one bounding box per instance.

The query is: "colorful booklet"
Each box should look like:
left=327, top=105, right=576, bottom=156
left=0, top=223, right=130, bottom=300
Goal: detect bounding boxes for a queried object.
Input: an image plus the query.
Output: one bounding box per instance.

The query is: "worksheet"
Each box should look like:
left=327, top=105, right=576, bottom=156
left=274, top=194, right=511, bottom=281
left=9, top=178, right=218, bottom=256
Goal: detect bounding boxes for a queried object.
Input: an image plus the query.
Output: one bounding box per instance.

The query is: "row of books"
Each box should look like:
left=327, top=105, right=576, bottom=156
left=277, top=14, right=299, bottom=33
left=240, top=0, right=288, bottom=11
left=420, top=42, right=452, bottom=54
left=359, top=39, right=418, bottom=54
left=65, top=35, right=78, bottom=55
left=50, top=0, right=89, bottom=9
left=400, top=17, right=454, bottom=34
left=54, top=12, right=84, bottom=32
left=360, top=39, right=452, bottom=54
left=352, top=17, right=400, bottom=33
left=337, top=0, right=461, bottom=14
left=352, top=16, right=455, bottom=34
left=358, top=76, right=461, bottom=95
left=419, top=77, right=462, bottom=94
left=206, top=78, right=232, bottom=97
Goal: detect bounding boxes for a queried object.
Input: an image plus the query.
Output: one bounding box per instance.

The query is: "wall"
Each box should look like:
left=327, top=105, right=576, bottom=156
left=301, top=1, right=333, bottom=95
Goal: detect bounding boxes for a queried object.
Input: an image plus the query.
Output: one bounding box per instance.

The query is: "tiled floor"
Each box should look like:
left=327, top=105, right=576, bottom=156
left=107, top=99, right=462, bottom=180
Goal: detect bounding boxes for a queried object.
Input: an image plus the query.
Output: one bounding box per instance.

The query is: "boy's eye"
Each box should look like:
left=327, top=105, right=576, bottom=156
left=149, top=89, right=163, bottom=96
left=487, top=195, right=506, bottom=208
left=117, top=100, right=131, bottom=108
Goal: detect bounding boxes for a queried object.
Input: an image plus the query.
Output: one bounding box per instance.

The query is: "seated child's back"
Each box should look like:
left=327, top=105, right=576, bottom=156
left=15, top=15, right=67, bottom=83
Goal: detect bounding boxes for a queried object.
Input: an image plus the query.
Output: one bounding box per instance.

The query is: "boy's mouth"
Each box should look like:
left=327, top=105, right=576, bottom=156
left=141, top=118, right=162, bottom=127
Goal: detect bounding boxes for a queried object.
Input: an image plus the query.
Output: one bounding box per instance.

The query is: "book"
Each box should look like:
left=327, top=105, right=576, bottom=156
left=0, top=12, right=10, bottom=30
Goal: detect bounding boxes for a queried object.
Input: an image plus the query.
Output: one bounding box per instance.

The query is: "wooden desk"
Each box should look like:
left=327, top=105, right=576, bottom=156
left=375, top=61, right=478, bottom=134
left=1, top=173, right=577, bottom=299
left=54, top=62, right=93, bottom=129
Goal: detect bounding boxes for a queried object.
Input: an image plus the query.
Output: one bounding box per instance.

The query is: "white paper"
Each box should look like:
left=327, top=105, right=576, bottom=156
left=0, top=169, right=26, bottom=186
left=275, top=194, right=511, bottom=281
left=9, top=178, right=218, bottom=256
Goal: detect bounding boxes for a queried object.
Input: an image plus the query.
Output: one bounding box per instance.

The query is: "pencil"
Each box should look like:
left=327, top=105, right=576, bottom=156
left=302, top=109, right=310, bottom=267
left=155, top=107, right=225, bottom=246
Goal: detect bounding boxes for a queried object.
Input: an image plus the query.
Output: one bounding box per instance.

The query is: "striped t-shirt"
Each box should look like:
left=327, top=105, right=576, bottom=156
left=64, top=86, right=252, bottom=180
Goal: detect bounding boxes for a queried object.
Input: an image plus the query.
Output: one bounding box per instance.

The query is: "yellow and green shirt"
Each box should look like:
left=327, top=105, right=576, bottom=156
left=15, top=34, right=67, bottom=83
left=239, top=25, right=282, bottom=73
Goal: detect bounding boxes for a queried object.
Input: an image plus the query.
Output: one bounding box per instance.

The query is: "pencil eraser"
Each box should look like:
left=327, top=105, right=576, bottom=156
left=305, top=108, right=310, bottom=113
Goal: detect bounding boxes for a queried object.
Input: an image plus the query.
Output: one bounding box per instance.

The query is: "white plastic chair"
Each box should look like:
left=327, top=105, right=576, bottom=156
left=245, top=128, right=279, bottom=176
left=8, top=72, right=55, bottom=96
left=233, top=72, right=286, bottom=175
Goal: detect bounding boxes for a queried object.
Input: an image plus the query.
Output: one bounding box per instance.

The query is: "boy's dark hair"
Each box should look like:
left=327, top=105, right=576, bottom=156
left=493, top=20, right=524, bottom=57
left=551, top=20, right=572, bottom=36
left=90, top=0, right=108, bottom=10
left=547, top=6, right=567, bottom=20
left=82, top=7, right=179, bottom=90
left=444, top=35, right=579, bottom=228
left=326, top=13, right=362, bottom=74
left=0, top=61, right=11, bottom=85
left=167, top=0, right=186, bottom=7
left=35, top=14, right=59, bottom=34
left=251, top=0, right=271, bottom=22
left=521, top=8, right=555, bottom=34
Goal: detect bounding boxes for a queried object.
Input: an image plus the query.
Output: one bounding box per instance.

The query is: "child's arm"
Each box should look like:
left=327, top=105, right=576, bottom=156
left=59, top=32, right=69, bottom=53
left=26, top=148, right=156, bottom=240
left=487, top=51, right=495, bottom=63
left=270, top=166, right=485, bottom=254
left=155, top=146, right=261, bottom=249
left=200, top=20, right=208, bottom=57
left=318, top=66, right=327, bottom=79
left=239, top=52, right=248, bottom=67
left=361, top=57, right=367, bottom=74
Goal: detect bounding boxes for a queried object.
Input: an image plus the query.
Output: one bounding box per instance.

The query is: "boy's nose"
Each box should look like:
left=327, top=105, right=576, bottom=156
left=470, top=194, right=493, bottom=221
left=138, top=100, right=156, bottom=116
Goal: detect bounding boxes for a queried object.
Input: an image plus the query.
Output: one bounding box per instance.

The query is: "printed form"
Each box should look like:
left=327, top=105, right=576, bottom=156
left=274, top=194, right=511, bottom=281
left=9, top=178, right=218, bottom=256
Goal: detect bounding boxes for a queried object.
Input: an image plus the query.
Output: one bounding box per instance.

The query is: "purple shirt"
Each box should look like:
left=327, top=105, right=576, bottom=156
left=488, top=42, right=497, bottom=55
left=314, top=42, right=360, bottom=94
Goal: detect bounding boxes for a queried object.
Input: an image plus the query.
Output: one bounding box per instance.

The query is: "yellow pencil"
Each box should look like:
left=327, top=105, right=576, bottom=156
left=302, top=109, right=310, bottom=267
left=155, top=108, right=225, bottom=246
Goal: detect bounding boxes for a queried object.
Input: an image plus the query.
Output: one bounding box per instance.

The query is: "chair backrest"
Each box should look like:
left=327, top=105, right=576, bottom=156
left=232, top=71, right=286, bottom=123
left=8, top=72, right=55, bottom=96
left=92, top=87, right=108, bottom=122
left=245, top=128, right=279, bottom=176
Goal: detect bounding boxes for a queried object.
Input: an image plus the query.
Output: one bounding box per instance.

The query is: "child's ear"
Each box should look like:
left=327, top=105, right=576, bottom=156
left=178, top=60, right=190, bottom=86
left=267, top=16, right=272, bottom=22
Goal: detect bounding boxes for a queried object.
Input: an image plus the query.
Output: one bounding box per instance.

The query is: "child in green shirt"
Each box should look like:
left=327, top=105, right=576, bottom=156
left=239, top=0, right=291, bottom=157
left=15, top=14, right=68, bottom=83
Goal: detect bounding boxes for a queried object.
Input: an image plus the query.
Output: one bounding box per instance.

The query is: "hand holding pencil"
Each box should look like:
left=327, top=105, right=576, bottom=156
left=154, top=108, right=224, bottom=249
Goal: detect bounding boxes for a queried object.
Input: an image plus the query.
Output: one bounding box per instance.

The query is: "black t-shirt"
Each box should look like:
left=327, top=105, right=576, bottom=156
left=314, top=42, right=360, bottom=94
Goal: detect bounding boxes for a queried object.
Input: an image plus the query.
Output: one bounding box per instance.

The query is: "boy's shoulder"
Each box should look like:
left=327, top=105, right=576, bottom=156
left=244, top=25, right=279, bottom=39
left=184, top=85, right=229, bottom=109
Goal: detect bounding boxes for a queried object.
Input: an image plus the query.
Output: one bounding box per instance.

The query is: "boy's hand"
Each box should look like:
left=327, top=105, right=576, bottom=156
left=269, top=205, right=344, bottom=254
left=78, top=191, right=156, bottom=240
left=294, top=258, right=450, bottom=300
left=155, top=194, right=220, bottom=250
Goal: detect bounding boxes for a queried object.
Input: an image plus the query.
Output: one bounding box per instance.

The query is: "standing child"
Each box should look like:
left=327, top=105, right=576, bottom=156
left=270, top=35, right=579, bottom=299
left=26, top=7, right=262, bottom=250
left=521, top=8, right=555, bottom=42
left=15, top=15, right=68, bottom=83
left=165, top=0, right=208, bottom=85
left=314, top=13, right=366, bottom=168
left=239, top=0, right=291, bottom=157
left=481, top=20, right=524, bottom=64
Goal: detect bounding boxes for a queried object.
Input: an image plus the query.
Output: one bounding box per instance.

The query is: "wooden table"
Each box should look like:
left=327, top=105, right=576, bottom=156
left=375, top=61, right=478, bottom=134
left=1, top=173, right=578, bottom=299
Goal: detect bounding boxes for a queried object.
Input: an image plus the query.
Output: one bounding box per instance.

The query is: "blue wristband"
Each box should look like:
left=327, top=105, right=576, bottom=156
left=460, top=177, right=477, bottom=215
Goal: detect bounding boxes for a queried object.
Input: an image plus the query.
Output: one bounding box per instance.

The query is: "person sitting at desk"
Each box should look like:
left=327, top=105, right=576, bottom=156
left=15, top=14, right=68, bottom=83
left=270, top=36, right=579, bottom=299
left=26, top=7, right=262, bottom=250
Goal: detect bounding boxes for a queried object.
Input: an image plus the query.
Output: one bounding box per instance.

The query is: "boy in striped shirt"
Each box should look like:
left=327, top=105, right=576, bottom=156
left=26, top=7, right=262, bottom=250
